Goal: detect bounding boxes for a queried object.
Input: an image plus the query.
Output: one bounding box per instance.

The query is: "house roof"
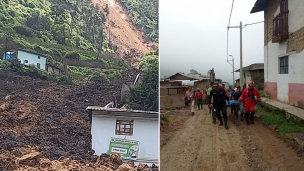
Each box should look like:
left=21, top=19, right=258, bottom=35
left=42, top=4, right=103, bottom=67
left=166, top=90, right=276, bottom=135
left=17, top=49, right=47, bottom=58
left=250, top=0, right=269, bottom=13
left=86, top=106, right=158, bottom=119
left=164, top=86, right=188, bottom=89
left=235, top=63, right=264, bottom=72
left=169, top=72, right=208, bottom=81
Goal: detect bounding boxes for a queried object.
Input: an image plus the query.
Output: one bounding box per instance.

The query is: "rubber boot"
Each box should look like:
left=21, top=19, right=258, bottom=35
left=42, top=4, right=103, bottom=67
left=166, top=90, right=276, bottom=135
left=240, top=113, right=244, bottom=121
left=245, top=112, right=250, bottom=125
left=224, top=120, right=229, bottom=129
left=250, top=111, right=255, bottom=124
left=198, top=106, right=200, bottom=110
left=192, top=112, right=194, bottom=116
left=213, top=119, right=216, bottom=124
left=219, top=119, right=223, bottom=126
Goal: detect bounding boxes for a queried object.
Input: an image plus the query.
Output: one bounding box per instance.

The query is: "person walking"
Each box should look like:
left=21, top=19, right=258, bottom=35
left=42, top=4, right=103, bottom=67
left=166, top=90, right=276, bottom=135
left=206, top=82, right=217, bottom=123
left=233, top=86, right=243, bottom=120
left=184, top=87, right=195, bottom=116
left=208, top=83, right=230, bottom=129
left=195, top=88, right=203, bottom=110
left=238, top=81, right=261, bottom=125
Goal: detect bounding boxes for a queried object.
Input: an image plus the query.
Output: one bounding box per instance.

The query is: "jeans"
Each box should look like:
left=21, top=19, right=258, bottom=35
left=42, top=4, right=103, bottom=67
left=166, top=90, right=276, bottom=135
left=197, top=99, right=203, bottom=109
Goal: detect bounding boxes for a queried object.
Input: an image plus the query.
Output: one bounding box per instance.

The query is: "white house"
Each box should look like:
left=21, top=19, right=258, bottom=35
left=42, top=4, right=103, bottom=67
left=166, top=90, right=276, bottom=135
left=3, top=49, right=47, bottom=70
left=251, top=0, right=304, bottom=108
left=87, top=106, right=159, bottom=165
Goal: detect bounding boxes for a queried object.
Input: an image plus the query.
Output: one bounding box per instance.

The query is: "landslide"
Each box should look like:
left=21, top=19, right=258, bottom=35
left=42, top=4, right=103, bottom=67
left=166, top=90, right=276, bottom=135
left=92, top=0, right=158, bottom=58
left=0, top=69, right=139, bottom=163
left=0, top=146, right=158, bottom=171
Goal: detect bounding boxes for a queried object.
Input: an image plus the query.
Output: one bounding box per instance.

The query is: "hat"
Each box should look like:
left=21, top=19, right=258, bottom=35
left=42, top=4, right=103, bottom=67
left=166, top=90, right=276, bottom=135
left=222, top=84, right=225, bottom=86
left=197, top=88, right=201, bottom=91
left=214, top=83, right=219, bottom=87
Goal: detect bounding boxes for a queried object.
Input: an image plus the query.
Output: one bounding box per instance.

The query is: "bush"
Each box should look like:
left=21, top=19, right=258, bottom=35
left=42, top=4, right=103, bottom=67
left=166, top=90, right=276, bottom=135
left=127, top=55, right=158, bottom=111
left=13, top=25, right=33, bottom=37
left=0, top=60, right=10, bottom=69
left=23, top=65, right=50, bottom=80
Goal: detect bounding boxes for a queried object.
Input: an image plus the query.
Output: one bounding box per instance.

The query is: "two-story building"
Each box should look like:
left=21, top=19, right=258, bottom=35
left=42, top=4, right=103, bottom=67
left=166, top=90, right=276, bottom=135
left=251, top=0, right=304, bottom=107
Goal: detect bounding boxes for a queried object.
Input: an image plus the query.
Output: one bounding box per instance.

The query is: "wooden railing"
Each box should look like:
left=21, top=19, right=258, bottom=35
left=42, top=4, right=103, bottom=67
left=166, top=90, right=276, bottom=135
left=272, top=12, right=289, bottom=43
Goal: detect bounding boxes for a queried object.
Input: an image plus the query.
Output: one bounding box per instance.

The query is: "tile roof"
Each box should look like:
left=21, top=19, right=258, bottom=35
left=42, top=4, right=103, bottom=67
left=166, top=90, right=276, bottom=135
left=235, top=63, right=264, bottom=72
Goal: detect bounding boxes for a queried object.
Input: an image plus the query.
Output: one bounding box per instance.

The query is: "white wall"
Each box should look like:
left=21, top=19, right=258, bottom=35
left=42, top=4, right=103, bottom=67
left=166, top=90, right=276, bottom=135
left=288, top=0, right=304, bottom=33
left=18, top=50, right=46, bottom=70
left=91, top=116, right=159, bottom=161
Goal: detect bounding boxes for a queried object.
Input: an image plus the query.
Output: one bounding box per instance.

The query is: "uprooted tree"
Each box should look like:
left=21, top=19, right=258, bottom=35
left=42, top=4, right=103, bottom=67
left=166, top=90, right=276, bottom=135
left=127, top=55, right=159, bottom=111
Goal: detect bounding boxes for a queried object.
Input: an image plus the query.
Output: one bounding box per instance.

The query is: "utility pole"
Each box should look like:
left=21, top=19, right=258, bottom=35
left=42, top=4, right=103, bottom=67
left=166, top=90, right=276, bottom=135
left=227, top=21, right=244, bottom=88
left=240, top=21, right=244, bottom=87
left=229, top=55, right=235, bottom=89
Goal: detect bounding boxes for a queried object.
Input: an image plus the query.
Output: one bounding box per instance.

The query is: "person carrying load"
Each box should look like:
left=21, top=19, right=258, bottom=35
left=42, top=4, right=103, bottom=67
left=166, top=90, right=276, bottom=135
left=237, top=81, right=261, bottom=125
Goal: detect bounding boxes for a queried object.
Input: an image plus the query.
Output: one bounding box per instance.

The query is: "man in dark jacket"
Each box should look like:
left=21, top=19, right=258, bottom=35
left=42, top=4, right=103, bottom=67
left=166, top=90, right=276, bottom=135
left=208, top=83, right=230, bottom=129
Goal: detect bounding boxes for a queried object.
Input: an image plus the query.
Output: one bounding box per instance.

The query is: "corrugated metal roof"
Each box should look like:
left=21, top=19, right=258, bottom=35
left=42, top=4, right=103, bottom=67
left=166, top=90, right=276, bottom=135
left=86, top=106, right=159, bottom=114
left=164, top=86, right=188, bottom=89
left=235, top=63, right=264, bottom=72
left=250, top=0, right=269, bottom=14
left=169, top=72, right=208, bottom=81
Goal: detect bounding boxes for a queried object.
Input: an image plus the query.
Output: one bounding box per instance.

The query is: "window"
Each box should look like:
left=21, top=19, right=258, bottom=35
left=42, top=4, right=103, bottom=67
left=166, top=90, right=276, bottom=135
left=115, top=120, right=134, bottom=135
left=24, top=60, right=28, bottom=63
left=38, top=56, right=40, bottom=59
left=37, top=63, right=40, bottom=69
left=272, top=0, right=289, bottom=43
left=279, top=56, right=288, bottom=74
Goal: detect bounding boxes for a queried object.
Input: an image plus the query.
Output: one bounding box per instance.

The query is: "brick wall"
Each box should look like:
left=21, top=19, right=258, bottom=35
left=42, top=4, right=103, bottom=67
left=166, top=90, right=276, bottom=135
left=264, top=0, right=280, bottom=46
left=287, top=27, right=304, bottom=53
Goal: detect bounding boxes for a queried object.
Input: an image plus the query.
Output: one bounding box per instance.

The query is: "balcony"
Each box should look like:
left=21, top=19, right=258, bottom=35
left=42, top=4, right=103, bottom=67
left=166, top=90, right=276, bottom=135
left=272, top=12, right=289, bottom=43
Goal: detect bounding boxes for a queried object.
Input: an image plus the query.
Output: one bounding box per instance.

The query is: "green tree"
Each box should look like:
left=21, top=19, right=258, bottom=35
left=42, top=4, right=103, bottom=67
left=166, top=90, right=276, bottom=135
left=127, top=55, right=158, bottom=111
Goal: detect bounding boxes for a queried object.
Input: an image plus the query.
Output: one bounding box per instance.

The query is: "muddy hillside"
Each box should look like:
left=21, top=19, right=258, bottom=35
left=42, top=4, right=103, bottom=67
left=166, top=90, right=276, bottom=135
left=0, top=69, right=140, bottom=164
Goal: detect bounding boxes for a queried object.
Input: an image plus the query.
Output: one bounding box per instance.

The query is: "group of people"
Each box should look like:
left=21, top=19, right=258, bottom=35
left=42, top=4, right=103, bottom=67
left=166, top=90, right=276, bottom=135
left=184, top=81, right=262, bottom=130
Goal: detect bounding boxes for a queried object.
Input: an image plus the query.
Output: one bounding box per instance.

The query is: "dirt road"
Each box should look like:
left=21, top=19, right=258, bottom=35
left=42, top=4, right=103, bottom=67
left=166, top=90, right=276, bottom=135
left=160, top=106, right=304, bottom=171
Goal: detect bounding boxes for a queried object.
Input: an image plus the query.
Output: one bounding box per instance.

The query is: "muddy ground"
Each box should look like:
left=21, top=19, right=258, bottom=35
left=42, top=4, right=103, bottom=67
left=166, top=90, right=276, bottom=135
left=0, top=69, right=146, bottom=166
left=160, top=105, right=304, bottom=171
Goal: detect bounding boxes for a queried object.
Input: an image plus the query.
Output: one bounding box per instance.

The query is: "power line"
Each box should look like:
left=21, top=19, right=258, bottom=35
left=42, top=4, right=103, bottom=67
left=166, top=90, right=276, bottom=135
left=228, top=0, right=235, bottom=28
left=227, top=0, right=234, bottom=62
left=243, top=21, right=264, bottom=28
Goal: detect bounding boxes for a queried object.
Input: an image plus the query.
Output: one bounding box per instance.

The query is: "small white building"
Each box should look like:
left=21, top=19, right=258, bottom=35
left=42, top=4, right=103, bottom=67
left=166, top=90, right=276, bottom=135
left=251, top=0, right=304, bottom=107
left=3, top=49, right=47, bottom=70
left=87, top=106, right=159, bottom=165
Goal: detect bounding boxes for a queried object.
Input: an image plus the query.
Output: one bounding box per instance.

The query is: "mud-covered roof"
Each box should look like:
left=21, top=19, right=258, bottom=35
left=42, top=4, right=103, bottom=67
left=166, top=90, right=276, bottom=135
left=235, top=63, right=264, bottom=72
left=86, top=106, right=159, bottom=119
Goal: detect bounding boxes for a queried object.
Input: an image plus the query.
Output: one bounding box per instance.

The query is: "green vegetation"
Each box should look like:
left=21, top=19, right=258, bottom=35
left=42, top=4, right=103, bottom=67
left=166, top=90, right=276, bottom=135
left=127, top=55, right=158, bottom=111
left=0, top=0, right=130, bottom=82
left=251, top=71, right=264, bottom=90
left=0, top=59, right=10, bottom=69
left=161, top=114, right=169, bottom=122
left=0, top=0, right=114, bottom=53
left=259, top=90, right=264, bottom=97
left=256, top=105, right=304, bottom=133
left=119, top=0, right=158, bottom=42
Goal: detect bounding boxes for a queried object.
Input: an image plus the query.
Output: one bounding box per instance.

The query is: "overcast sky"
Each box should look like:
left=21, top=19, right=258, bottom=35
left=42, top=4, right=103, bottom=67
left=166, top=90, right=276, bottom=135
left=159, top=0, right=264, bottom=85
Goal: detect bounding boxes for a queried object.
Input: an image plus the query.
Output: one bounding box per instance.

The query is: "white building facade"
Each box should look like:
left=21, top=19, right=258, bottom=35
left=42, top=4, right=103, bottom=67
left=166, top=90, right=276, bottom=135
left=87, top=107, right=159, bottom=165
left=251, top=0, right=304, bottom=108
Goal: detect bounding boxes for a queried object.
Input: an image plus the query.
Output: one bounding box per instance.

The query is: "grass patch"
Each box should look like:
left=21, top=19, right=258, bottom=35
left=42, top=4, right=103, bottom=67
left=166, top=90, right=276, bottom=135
left=256, top=105, right=304, bottom=133
left=161, top=114, right=169, bottom=122
left=259, top=90, right=264, bottom=97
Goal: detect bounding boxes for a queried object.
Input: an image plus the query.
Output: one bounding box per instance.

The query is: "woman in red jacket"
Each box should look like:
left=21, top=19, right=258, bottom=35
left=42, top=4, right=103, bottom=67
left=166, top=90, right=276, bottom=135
left=237, top=81, right=261, bottom=125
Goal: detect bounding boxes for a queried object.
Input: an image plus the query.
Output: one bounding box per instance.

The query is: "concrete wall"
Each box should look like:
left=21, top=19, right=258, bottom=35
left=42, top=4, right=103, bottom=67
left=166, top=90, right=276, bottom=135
left=46, top=66, right=61, bottom=75
left=18, top=50, right=46, bottom=70
left=160, top=94, right=185, bottom=109
left=236, top=80, right=240, bottom=87
left=264, top=0, right=304, bottom=107
left=91, top=117, right=159, bottom=160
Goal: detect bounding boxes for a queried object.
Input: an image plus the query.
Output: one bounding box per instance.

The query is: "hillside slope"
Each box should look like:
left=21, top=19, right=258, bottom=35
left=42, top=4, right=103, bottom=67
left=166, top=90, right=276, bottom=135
left=92, top=0, right=158, bottom=59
